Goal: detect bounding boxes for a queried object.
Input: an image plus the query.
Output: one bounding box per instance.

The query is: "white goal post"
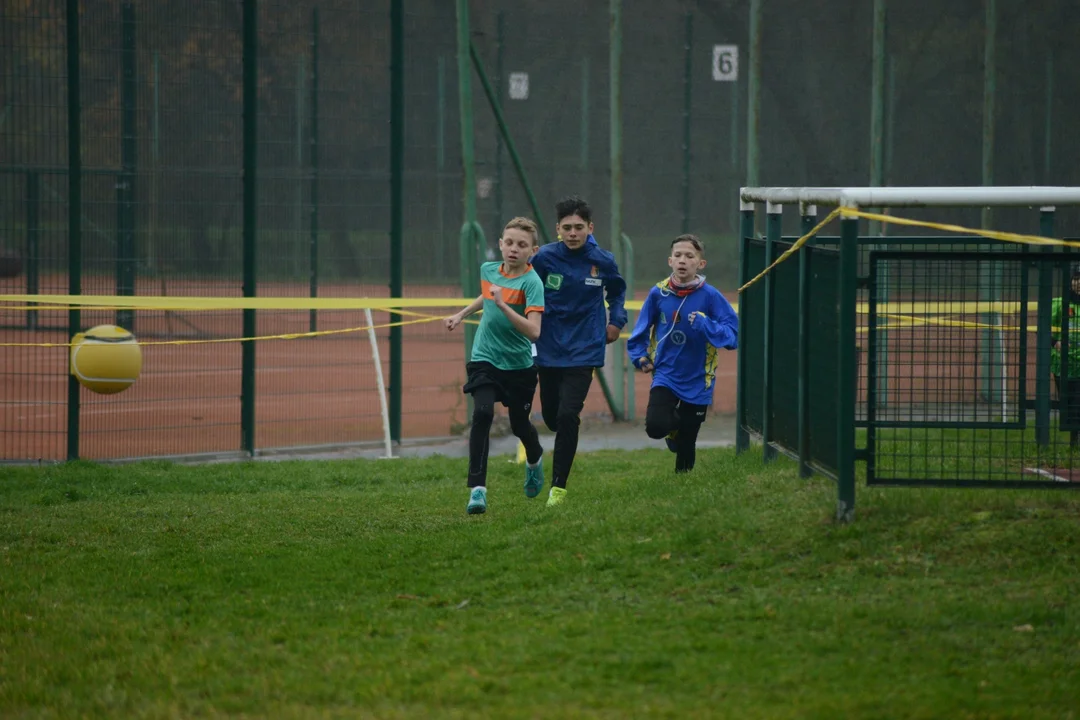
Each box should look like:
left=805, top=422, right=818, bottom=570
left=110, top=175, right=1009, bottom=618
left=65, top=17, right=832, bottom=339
left=739, top=185, right=1080, bottom=209
left=735, top=185, right=1080, bottom=523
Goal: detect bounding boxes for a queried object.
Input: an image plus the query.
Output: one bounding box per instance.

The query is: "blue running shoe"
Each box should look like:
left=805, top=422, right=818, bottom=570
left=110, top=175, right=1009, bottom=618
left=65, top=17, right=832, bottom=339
left=466, top=486, right=487, bottom=515
left=524, top=457, right=545, bottom=498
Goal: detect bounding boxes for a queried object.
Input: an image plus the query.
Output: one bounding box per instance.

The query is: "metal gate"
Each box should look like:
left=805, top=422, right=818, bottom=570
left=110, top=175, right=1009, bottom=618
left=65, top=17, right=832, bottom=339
left=865, top=250, right=1080, bottom=489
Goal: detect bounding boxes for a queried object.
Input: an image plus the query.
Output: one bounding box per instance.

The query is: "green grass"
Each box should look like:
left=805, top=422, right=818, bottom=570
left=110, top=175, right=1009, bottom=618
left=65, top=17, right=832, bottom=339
left=1, top=447, right=1078, bottom=718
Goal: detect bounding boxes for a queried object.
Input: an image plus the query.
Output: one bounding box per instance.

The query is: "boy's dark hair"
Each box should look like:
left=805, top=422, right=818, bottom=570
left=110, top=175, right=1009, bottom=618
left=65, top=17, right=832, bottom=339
left=671, top=234, right=705, bottom=254
left=555, top=195, right=592, bottom=224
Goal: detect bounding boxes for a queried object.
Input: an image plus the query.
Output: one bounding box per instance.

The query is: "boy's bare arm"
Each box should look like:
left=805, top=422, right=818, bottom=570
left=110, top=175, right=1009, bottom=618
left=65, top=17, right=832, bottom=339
left=445, top=295, right=484, bottom=331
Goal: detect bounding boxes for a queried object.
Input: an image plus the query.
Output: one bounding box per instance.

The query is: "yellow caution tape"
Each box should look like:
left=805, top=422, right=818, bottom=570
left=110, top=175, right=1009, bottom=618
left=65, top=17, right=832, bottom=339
left=840, top=208, right=1080, bottom=249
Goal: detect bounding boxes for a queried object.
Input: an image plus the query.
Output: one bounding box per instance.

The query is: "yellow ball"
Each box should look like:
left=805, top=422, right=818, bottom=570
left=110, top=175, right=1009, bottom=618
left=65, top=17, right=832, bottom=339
left=70, top=324, right=143, bottom=395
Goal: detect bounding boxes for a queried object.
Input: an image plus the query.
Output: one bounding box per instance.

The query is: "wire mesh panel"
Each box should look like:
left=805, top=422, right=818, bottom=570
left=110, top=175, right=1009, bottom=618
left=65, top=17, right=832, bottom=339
left=0, top=0, right=69, bottom=461
left=6, top=0, right=1080, bottom=462
left=869, top=251, right=1028, bottom=428
left=397, top=1, right=469, bottom=438
left=867, top=250, right=1080, bottom=488
left=251, top=0, right=392, bottom=450
left=73, top=1, right=245, bottom=459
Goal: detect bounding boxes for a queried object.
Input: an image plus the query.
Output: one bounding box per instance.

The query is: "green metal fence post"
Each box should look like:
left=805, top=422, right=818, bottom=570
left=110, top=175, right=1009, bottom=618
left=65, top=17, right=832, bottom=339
left=437, top=56, right=446, bottom=273
left=836, top=215, right=859, bottom=523
left=456, top=0, right=481, bottom=412
left=295, top=55, right=305, bottom=283
left=116, top=0, right=137, bottom=333
left=1044, top=51, right=1053, bottom=183
left=1035, top=207, right=1055, bottom=446
left=458, top=222, right=483, bottom=375
left=885, top=55, right=896, bottom=186
left=980, top=0, right=1000, bottom=404
left=149, top=52, right=160, bottom=279
left=735, top=202, right=754, bottom=454
left=746, top=0, right=761, bottom=188
left=868, top=0, right=888, bottom=407
left=797, top=204, right=815, bottom=477
left=26, top=171, right=40, bottom=331
left=389, top=0, right=404, bottom=444
left=610, top=0, right=625, bottom=420
left=981, top=0, right=996, bottom=230
left=240, top=0, right=258, bottom=455
left=66, top=0, right=82, bottom=462
left=579, top=57, right=589, bottom=173
left=456, top=0, right=476, bottom=230
left=623, top=232, right=635, bottom=421
left=868, top=0, right=885, bottom=238
left=494, top=12, right=504, bottom=239
left=456, top=0, right=481, bottom=383
left=730, top=68, right=740, bottom=179
left=468, top=44, right=552, bottom=246
left=680, top=11, right=692, bottom=236
left=762, top=202, right=781, bottom=462
left=308, top=7, right=319, bottom=334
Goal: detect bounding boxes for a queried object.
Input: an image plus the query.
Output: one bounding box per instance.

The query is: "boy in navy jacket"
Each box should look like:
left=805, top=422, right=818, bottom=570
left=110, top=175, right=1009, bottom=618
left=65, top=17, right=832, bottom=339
left=531, top=196, right=627, bottom=505
left=627, top=234, right=738, bottom=473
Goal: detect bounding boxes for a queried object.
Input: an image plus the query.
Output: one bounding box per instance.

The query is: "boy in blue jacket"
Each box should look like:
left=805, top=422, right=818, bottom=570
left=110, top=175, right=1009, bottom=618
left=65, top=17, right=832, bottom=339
left=531, top=196, right=628, bottom=505
left=627, top=234, right=738, bottom=473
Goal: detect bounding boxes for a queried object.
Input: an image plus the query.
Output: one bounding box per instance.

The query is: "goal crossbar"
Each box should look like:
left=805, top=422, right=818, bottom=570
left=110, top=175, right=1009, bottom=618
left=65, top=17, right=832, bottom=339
left=740, top=186, right=1080, bottom=210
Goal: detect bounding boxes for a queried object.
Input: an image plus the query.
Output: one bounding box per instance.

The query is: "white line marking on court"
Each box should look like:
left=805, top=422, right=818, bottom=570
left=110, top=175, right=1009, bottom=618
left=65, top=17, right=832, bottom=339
left=1024, top=467, right=1071, bottom=483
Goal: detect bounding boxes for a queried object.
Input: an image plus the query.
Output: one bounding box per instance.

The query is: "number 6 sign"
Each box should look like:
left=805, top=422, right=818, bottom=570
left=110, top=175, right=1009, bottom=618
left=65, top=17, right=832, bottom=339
left=712, top=45, right=738, bottom=82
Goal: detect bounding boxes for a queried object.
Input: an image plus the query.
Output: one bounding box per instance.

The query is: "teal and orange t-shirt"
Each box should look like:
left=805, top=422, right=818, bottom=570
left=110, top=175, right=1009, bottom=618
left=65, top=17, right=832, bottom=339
left=471, top=261, right=544, bottom=371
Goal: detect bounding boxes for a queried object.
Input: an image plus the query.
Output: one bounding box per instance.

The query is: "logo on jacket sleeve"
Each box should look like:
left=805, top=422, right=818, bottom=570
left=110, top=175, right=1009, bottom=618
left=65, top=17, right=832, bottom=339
left=545, top=273, right=563, bottom=290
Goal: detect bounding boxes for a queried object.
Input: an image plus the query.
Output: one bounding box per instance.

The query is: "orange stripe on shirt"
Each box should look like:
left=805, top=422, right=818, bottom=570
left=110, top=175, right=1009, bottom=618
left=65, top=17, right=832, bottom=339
left=481, top=279, right=527, bottom=306
left=524, top=306, right=544, bottom=315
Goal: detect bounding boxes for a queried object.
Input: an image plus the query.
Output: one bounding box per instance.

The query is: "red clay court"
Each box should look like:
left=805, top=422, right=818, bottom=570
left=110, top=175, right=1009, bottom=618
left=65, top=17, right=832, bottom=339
left=1, top=276, right=737, bottom=461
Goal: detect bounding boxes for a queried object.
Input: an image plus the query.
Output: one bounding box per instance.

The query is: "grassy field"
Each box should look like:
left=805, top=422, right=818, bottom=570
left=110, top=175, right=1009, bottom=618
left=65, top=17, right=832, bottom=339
left=1, top=446, right=1078, bottom=718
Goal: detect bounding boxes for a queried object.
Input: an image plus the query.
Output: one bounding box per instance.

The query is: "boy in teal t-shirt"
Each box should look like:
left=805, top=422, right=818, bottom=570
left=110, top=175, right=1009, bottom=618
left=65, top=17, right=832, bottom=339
left=445, top=217, right=546, bottom=514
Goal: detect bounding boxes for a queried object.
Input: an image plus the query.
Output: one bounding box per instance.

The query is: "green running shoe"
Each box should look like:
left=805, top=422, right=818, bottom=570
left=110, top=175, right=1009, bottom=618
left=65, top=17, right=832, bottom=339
left=546, top=486, right=566, bottom=507
left=524, top=457, right=545, bottom=498
left=466, top=486, right=487, bottom=515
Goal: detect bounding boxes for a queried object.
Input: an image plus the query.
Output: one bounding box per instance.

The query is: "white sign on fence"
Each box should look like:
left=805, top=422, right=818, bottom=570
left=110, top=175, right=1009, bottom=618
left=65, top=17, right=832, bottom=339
left=508, top=72, right=530, bottom=100
left=712, top=45, right=738, bottom=81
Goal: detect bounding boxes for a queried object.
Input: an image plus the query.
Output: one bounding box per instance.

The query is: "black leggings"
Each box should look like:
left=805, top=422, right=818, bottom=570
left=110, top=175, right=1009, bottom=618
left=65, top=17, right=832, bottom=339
left=468, top=385, right=543, bottom=488
left=537, top=366, right=595, bottom=489
left=645, top=386, right=708, bottom=472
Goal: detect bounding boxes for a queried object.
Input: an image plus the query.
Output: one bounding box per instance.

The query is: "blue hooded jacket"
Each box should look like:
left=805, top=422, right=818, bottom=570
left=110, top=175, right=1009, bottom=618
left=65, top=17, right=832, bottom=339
left=626, top=276, right=738, bottom=406
left=531, top=235, right=628, bottom=368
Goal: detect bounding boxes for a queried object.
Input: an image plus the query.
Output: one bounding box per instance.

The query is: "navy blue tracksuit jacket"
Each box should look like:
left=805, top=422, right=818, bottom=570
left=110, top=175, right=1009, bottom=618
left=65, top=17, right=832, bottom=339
left=531, top=235, right=628, bottom=368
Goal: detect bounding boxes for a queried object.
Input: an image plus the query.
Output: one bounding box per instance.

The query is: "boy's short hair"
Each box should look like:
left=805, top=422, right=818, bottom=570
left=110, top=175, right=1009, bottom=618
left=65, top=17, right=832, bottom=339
left=671, top=234, right=705, bottom=254
left=555, top=195, right=592, bottom=224
left=503, top=216, right=539, bottom=246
